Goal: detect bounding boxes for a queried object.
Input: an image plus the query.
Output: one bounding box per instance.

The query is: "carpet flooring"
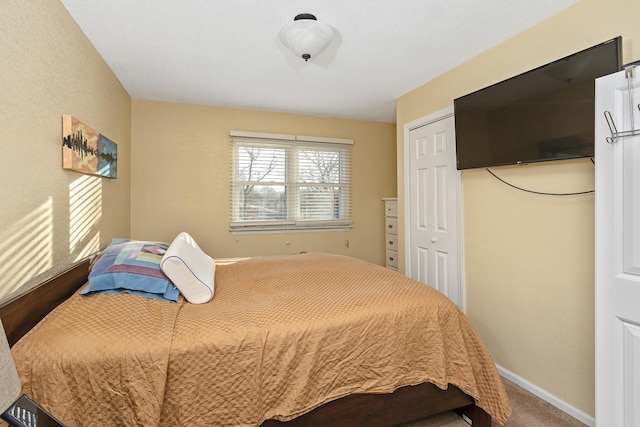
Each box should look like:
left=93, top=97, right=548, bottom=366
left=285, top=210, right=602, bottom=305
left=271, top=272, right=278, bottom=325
left=399, top=378, right=588, bottom=427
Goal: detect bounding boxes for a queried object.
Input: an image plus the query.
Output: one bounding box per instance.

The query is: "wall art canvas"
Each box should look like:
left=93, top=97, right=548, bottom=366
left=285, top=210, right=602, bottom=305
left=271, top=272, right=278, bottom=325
left=62, top=115, right=118, bottom=178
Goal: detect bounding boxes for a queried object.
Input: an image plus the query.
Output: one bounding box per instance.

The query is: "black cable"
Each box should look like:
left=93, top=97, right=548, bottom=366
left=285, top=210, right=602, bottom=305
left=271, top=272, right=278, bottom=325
left=485, top=165, right=595, bottom=196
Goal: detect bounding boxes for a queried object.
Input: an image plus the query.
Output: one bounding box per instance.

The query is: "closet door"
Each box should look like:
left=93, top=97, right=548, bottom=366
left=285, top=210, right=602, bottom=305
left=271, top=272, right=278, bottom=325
left=405, top=108, right=463, bottom=308
left=595, top=67, right=640, bottom=426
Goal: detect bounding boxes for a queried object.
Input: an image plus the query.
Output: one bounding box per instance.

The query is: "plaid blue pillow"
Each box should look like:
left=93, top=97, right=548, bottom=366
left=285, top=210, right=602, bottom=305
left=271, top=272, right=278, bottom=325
left=81, top=238, right=179, bottom=303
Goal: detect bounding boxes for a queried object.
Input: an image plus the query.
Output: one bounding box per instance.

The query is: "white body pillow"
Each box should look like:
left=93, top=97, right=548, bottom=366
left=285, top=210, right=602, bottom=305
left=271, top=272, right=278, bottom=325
left=161, top=232, right=215, bottom=304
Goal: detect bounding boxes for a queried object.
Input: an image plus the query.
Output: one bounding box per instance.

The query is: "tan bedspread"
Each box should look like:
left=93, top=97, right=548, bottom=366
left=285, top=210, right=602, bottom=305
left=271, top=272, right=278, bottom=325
left=12, top=253, right=511, bottom=426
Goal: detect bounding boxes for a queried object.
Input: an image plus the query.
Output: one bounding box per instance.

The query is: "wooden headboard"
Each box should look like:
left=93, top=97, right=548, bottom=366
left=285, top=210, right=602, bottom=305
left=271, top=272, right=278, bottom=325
left=0, top=259, right=91, bottom=347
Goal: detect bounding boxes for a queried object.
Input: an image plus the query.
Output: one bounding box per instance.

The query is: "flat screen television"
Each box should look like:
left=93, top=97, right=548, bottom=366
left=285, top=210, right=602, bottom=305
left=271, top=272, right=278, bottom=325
left=454, top=37, right=622, bottom=170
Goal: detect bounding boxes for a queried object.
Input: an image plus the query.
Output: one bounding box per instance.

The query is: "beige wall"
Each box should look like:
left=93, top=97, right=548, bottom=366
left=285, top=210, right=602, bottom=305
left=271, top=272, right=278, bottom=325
left=396, top=0, right=639, bottom=417
left=130, top=100, right=396, bottom=264
left=0, top=1, right=131, bottom=304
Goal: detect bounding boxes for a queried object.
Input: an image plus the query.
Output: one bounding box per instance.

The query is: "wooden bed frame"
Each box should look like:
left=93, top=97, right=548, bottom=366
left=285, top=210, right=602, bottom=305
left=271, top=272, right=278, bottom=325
left=0, top=259, right=491, bottom=427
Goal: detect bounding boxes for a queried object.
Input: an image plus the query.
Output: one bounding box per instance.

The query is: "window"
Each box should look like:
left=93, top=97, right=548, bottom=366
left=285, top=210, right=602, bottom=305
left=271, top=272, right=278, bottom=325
left=230, top=131, right=352, bottom=233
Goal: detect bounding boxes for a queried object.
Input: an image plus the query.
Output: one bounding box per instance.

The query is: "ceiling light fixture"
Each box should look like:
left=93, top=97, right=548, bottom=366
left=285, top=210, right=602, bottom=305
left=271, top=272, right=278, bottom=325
left=279, top=14, right=334, bottom=62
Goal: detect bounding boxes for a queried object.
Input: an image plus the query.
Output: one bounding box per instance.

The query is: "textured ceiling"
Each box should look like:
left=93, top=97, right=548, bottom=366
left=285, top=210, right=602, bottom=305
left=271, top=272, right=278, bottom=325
left=59, top=0, right=579, bottom=123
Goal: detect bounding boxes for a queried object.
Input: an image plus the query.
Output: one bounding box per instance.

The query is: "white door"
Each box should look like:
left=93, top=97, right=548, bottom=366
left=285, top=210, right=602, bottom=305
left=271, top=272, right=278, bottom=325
left=595, top=66, right=640, bottom=426
left=405, top=108, right=462, bottom=307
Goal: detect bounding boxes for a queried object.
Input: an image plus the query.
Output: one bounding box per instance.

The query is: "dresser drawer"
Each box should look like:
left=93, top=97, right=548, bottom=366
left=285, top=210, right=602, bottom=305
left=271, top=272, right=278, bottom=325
left=384, top=217, right=398, bottom=235
left=385, top=234, right=398, bottom=251
left=384, top=200, right=398, bottom=218
left=386, top=249, right=398, bottom=269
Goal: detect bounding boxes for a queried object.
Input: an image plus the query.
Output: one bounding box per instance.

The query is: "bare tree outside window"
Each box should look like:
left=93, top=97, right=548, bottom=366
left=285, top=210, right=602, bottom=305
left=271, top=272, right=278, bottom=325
left=231, top=138, right=351, bottom=231
left=237, top=147, right=286, bottom=221
left=298, top=149, right=344, bottom=220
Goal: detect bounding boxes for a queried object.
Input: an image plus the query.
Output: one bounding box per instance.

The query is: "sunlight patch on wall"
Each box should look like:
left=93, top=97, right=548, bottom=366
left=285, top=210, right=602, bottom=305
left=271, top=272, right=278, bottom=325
left=0, top=198, right=53, bottom=302
left=69, top=175, right=102, bottom=261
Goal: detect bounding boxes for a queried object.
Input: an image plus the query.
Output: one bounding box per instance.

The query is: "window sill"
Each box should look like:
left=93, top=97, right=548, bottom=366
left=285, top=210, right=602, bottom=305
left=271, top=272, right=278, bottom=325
left=230, top=221, right=353, bottom=235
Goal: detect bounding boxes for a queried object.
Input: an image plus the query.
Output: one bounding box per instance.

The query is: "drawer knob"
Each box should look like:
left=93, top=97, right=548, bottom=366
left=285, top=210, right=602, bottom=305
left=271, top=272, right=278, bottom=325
left=388, top=241, right=394, bottom=245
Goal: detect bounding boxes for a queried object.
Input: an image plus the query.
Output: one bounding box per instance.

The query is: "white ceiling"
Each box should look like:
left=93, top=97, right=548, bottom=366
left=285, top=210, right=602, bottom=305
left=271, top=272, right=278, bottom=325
left=59, top=0, right=579, bottom=123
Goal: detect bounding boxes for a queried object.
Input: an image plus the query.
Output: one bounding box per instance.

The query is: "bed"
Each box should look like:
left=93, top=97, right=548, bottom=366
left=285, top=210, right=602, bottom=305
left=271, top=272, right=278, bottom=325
left=0, top=246, right=511, bottom=427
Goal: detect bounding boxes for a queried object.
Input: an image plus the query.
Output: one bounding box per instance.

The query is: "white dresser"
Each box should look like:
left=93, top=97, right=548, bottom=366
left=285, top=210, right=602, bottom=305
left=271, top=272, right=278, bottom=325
left=382, top=198, right=398, bottom=270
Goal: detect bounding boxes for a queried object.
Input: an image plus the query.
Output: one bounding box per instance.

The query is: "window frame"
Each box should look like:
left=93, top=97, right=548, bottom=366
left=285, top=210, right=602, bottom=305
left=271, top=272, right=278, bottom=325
left=230, top=131, right=353, bottom=234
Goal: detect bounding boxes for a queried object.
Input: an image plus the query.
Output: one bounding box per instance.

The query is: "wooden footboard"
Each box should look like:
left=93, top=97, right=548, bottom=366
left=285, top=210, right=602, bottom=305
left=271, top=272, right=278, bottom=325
left=261, top=382, right=491, bottom=427
left=0, top=258, right=491, bottom=427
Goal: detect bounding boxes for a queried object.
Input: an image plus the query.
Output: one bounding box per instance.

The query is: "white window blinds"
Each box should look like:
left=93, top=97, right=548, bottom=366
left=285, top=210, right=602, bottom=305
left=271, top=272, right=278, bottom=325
left=230, top=131, right=353, bottom=233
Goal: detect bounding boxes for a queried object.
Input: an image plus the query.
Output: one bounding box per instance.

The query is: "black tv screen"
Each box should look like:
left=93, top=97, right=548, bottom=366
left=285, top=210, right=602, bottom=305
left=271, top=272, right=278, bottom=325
left=454, top=37, right=622, bottom=170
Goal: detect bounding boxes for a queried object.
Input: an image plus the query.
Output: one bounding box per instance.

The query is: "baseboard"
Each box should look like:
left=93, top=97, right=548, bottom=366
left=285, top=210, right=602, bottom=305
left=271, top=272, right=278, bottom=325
left=496, top=364, right=595, bottom=427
